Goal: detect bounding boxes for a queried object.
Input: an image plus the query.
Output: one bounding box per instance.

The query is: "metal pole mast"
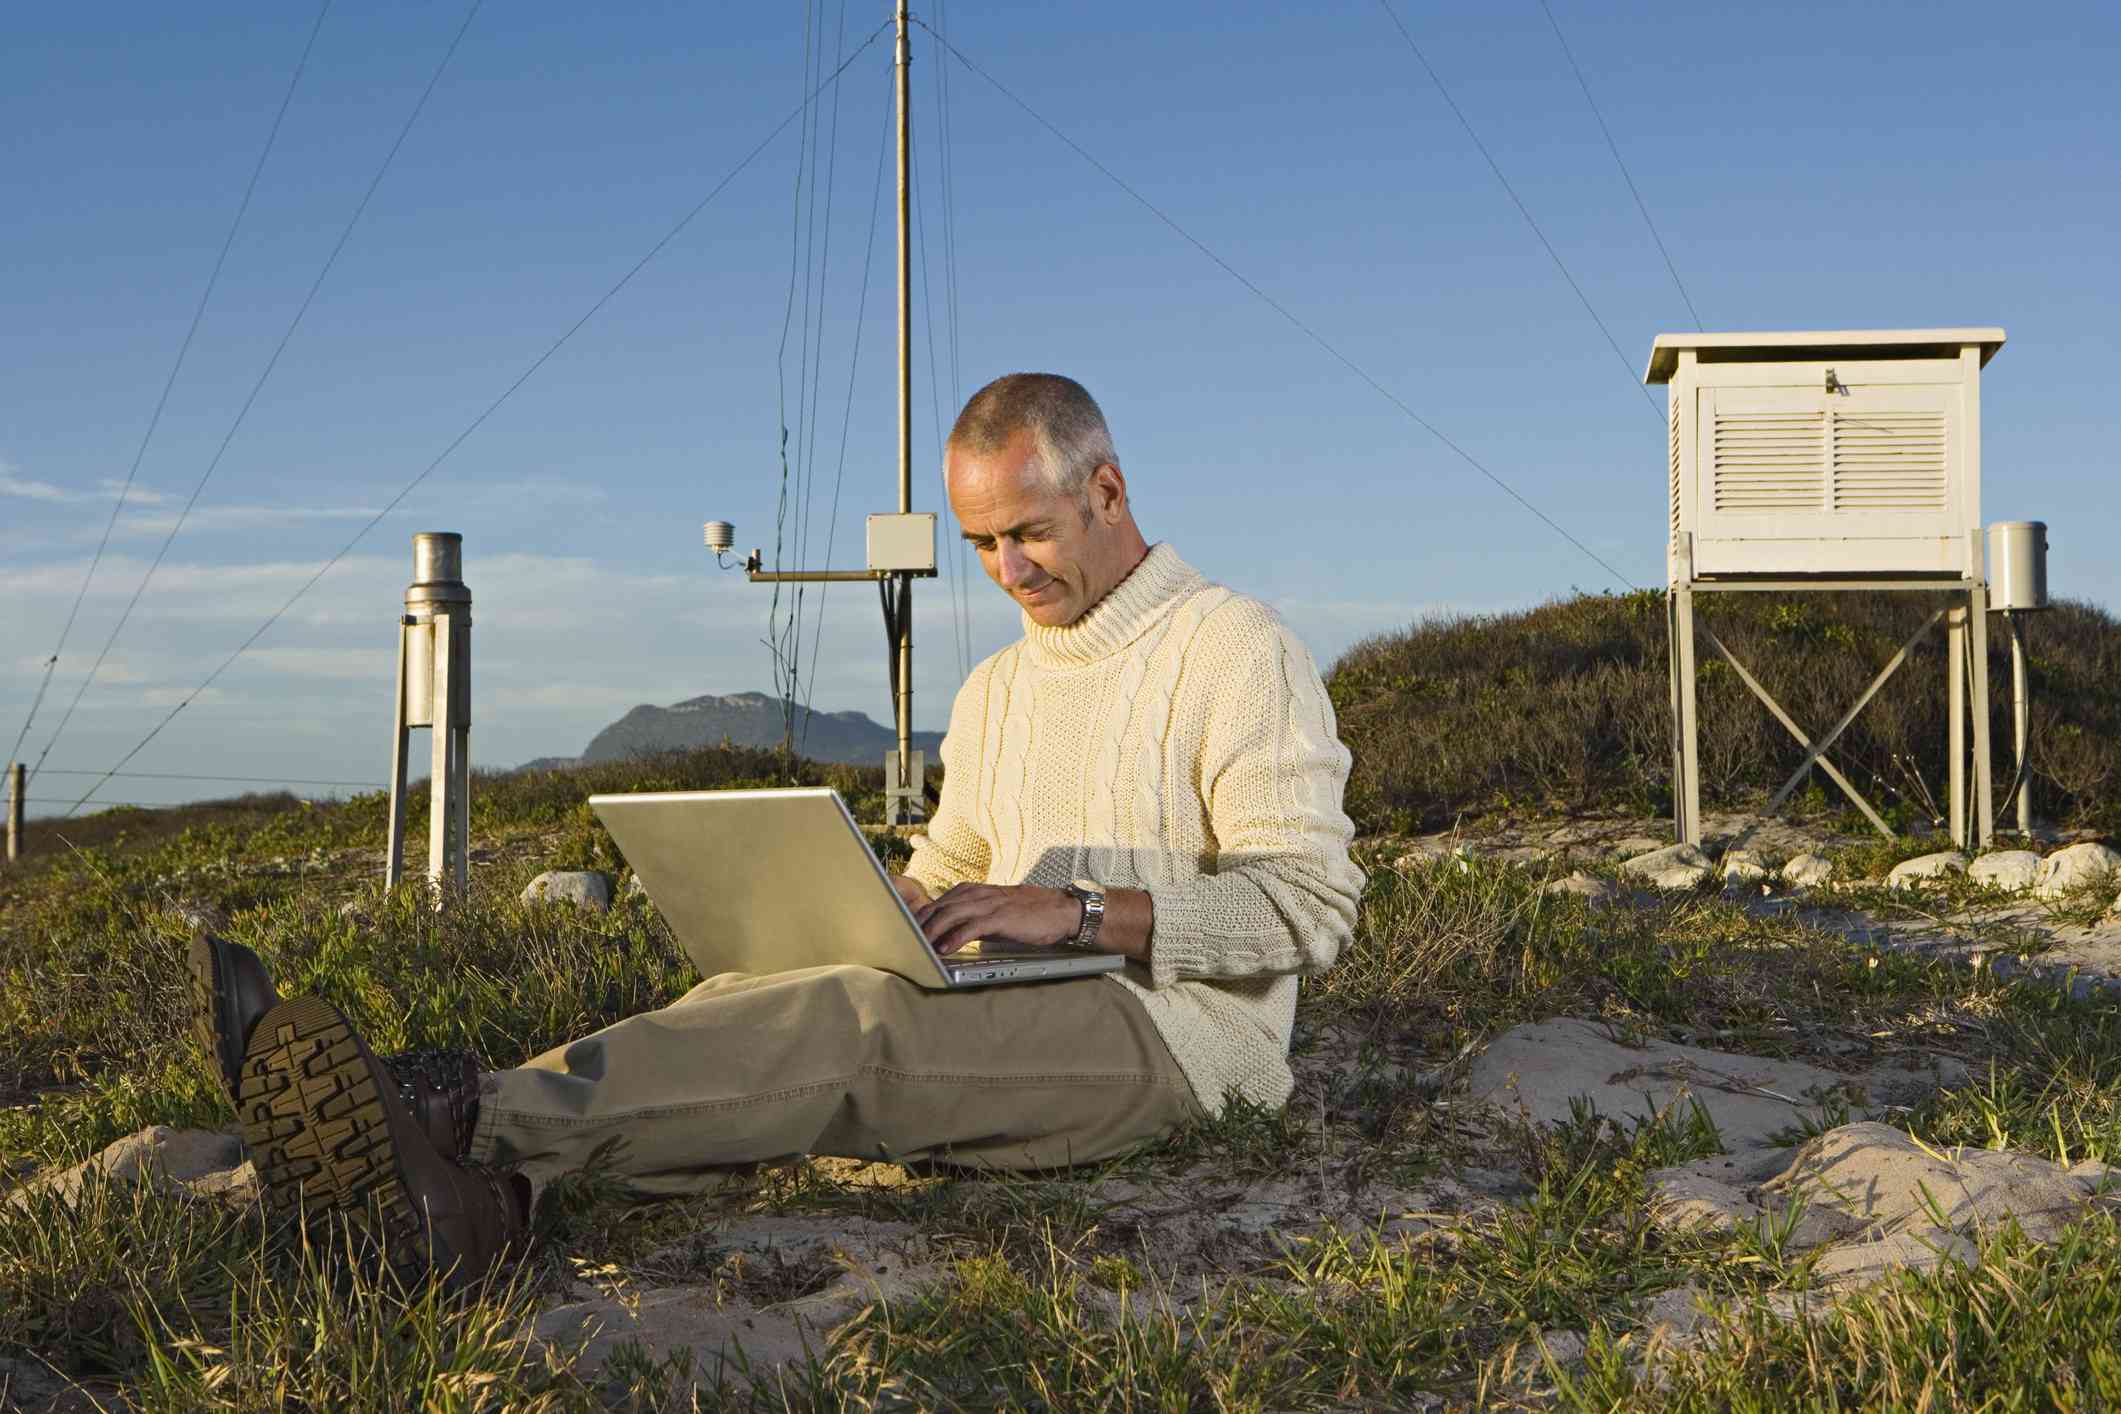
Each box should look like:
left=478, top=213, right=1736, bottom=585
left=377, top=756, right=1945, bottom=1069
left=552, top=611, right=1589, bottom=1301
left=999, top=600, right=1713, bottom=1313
left=892, top=0, right=915, bottom=813
left=740, top=1, right=936, bottom=825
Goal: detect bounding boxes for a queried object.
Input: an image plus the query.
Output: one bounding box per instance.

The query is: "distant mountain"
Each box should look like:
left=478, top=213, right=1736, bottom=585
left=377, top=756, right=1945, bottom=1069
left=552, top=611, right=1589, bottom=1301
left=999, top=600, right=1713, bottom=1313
left=579, top=691, right=943, bottom=767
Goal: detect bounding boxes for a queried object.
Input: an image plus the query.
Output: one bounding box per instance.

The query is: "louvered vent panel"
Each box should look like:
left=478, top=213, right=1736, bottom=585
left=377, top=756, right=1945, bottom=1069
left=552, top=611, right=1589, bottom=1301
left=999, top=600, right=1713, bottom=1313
left=1710, top=410, right=1825, bottom=512
left=1668, top=397, right=1681, bottom=533
left=1831, top=411, right=1948, bottom=511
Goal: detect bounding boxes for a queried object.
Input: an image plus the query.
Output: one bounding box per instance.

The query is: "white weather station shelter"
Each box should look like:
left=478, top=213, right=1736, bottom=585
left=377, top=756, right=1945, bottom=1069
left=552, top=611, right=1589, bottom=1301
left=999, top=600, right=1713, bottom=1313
left=1652, top=328, right=2047, bottom=851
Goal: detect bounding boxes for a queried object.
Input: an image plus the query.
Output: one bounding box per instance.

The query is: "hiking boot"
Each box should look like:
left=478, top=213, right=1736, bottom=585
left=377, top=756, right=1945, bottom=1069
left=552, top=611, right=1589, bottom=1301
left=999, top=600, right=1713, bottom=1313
left=188, top=932, right=282, bottom=1104
left=238, top=995, right=525, bottom=1291
left=379, top=1047, right=482, bottom=1162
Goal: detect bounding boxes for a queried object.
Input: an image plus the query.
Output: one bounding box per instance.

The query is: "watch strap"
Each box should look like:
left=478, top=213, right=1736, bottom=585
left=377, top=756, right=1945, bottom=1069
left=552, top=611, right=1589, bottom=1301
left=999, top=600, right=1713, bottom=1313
left=1063, top=880, right=1106, bottom=951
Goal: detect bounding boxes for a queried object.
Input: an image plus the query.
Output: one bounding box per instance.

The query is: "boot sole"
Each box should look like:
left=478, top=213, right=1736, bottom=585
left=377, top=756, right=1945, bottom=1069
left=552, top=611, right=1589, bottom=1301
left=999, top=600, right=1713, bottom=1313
left=187, top=932, right=245, bottom=1102
left=236, top=996, right=430, bottom=1285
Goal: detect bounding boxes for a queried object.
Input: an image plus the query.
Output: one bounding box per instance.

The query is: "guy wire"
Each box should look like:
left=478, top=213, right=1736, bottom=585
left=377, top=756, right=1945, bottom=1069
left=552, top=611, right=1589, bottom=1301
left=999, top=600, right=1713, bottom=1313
left=63, top=29, right=889, bottom=816
left=769, top=0, right=824, bottom=760
left=919, top=21, right=1642, bottom=592
left=1375, top=0, right=1661, bottom=418
left=1537, top=0, right=1704, bottom=331
left=47, top=0, right=485, bottom=809
left=7, top=0, right=332, bottom=783
left=799, top=67, right=896, bottom=750
left=912, top=106, right=971, bottom=681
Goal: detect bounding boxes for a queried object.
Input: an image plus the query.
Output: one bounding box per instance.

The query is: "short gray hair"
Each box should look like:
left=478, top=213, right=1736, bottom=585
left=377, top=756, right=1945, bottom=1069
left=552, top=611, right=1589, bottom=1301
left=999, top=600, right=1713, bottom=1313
left=948, top=372, right=1117, bottom=497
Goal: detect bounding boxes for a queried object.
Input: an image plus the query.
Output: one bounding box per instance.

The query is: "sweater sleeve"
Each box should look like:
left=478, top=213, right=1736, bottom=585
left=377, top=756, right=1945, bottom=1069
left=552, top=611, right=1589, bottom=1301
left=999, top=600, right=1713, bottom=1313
left=1143, top=602, right=1365, bottom=989
left=903, top=656, right=994, bottom=897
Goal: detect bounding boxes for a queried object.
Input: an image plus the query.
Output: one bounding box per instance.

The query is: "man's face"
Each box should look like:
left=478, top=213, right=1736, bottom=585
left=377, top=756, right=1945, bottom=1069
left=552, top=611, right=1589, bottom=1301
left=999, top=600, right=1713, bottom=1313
left=946, top=429, right=1126, bottom=628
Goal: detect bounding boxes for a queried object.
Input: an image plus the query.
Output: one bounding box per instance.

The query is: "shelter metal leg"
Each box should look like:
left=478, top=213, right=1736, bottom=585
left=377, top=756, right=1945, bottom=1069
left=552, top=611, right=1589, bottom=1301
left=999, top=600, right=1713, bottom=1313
left=1674, top=588, right=1701, bottom=846
left=1948, top=606, right=1966, bottom=848
left=1969, top=584, right=1993, bottom=848
left=1666, top=593, right=1686, bottom=844
left=1698, top=625, right=1893, bottom=839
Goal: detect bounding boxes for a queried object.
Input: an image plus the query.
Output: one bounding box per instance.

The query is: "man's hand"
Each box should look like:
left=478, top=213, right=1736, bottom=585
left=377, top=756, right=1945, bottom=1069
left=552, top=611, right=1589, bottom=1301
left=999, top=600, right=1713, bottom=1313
left=914, top=882, right=1078, bottom=955
left=889, top=875, right=934, bottom=913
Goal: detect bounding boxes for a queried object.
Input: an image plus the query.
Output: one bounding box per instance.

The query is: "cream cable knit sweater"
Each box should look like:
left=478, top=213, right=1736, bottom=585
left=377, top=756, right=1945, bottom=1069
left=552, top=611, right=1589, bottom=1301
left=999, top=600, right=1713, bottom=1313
left=905, top=544, right=1366, bottom=1112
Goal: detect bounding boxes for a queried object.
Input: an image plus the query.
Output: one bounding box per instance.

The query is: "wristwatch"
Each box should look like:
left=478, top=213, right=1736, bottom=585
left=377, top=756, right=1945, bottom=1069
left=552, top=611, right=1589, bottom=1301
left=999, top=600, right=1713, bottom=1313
left=1061, top=880, right=1106, bottom=951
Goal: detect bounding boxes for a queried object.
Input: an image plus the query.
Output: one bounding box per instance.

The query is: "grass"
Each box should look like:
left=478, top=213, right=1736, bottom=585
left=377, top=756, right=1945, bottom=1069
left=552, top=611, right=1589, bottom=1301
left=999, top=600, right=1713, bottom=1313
left=6, top=742, right=2121, bottom=1408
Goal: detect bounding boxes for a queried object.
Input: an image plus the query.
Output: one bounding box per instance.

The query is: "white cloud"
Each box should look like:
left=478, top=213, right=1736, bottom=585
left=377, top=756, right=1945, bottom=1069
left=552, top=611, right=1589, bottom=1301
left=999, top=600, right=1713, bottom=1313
left=1, top=465, right=172, bottom=509
left=112, top=504, right=381, bottom=537
left=0, top=469, right=80, bottom=503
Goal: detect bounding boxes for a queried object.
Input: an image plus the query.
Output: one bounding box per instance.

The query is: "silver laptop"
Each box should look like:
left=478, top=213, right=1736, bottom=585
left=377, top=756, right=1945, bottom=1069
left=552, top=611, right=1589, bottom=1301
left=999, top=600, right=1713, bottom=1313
left=589, top=787, right=1124, bottom=989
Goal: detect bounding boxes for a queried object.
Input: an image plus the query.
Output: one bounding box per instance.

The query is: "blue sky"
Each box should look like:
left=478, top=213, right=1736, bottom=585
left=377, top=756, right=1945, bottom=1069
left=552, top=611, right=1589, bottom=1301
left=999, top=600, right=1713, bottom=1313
left=4, top=0, right=2116, bottom=816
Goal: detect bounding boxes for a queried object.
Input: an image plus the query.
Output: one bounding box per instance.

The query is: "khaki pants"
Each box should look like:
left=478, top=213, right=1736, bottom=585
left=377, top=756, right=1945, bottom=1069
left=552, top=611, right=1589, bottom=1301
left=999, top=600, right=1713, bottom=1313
left=466, top=965, right=1199, bottom=1201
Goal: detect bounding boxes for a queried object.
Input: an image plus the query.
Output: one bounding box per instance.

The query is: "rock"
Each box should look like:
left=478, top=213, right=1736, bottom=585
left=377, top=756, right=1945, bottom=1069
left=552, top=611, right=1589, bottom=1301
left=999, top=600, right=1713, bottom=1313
left=8, top=1126, right=243, bottom=1210
left=1535, top=1329, right=1587, bottom=1366
left=0, top=1354, right=77, bottom=1409
left=1760, top=1121, right=2098, bottom=1244
left=1886, top=851, right=1968, bottom=890
left=1608, top=835, right=1669, bottom=860
left=1649, top=864, right=1712, bottom=891
left=186, top=1158, right=259, bottom=1205
left=1467, top=1018, right=1855, bottom=1153
left=1722, top=850, right=1772, bottom=885
left=170, top=899, right=231, bottom=933
left=1781, top=853, right=1835, bottom=887
left=2069, top=1158, right=2121, bottom=1196
left=1968, top=850, right=2042, bottom=893
left=1619, top=843, right=1712, bottom=882
left=521, top=870, right=613, bottom=913
left=1649, top=1172, right=1761, bottom=1234
left=2034, top=842, right=2121, bottom=901
left=535, top=1215, right=944, bottom=1394
left=1809, top=1229, right=1979, bottom=1289
left=535, top=1288, right=822, bottom=1391
left=1638, top=1285, right=1710, bottom=1350
left=1541, top=871, right=1623, bottom=907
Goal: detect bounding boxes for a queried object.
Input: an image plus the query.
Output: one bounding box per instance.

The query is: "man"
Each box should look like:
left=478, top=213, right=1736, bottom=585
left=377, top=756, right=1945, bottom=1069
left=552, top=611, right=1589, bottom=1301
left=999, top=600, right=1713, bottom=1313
left=195, top=372, right=1365, bottom=1289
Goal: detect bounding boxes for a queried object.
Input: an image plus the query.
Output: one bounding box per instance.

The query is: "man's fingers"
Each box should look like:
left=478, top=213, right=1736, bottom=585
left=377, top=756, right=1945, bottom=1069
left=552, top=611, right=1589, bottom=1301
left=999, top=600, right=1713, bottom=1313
left=919, top=890, right=997, bottom=953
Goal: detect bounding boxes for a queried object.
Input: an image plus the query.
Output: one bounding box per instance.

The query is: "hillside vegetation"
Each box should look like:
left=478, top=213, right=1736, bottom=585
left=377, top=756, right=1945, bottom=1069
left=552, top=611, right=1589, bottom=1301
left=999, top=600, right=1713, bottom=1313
left=1329, top=589, right=2121, bottom=836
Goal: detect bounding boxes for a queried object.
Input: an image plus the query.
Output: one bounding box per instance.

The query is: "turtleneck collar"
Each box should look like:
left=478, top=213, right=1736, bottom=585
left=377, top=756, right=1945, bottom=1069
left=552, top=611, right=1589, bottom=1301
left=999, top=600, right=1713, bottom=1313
left=1020, top=543, right=1205, bottom=668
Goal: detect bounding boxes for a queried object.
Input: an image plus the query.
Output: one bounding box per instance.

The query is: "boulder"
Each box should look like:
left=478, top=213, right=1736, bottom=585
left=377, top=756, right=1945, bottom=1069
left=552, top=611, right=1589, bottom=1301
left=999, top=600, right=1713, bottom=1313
left=1723, top=850, right=1772, bottom=886
left=521, top=870, right=613, bottom=913
left=2034, top=842, right=2121, bottom=901
left=1638, top=1285, right=1711, bottom=1350
left=1781, top=853, right=1835, bottom=888
left=1968, top=850, right=2042, bottom=893
left=1809, top=1230, right=1980, bottom=1289
left=1887, top=851, right=1968, bottom=890
left=1608, top=835, right=1670, bottom=860
left=1541, top=871, right=1624, bottom=907
left=1648, top=864, right=1712, bottom=891
left=1619, top=843, right=1711, bottom=881
left=1467, top=1018, right=1853, bottom=1153
left=7, top=1126, right=243, bottom=1210
left=170, top=899, right=232, bottom=933
left=1760, top=1121, right=2099, bottom=1243
left=1648, top=1172, right=1761, bottom=1233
